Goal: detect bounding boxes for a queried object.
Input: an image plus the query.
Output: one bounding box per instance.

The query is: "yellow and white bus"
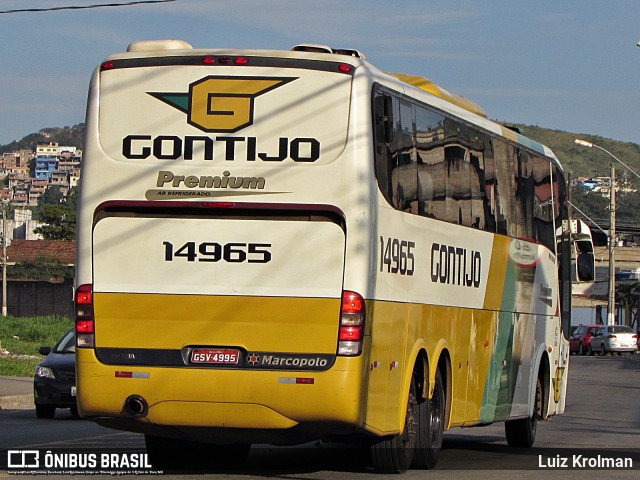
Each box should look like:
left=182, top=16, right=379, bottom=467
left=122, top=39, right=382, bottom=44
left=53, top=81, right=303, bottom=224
left=75, top=40, right=573, bottom=472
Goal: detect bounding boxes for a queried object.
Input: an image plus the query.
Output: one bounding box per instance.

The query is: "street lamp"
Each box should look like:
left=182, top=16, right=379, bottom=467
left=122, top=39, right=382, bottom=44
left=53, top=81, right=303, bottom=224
left=574, top=139, right=629, bottom=325
left=574, top=139, right=640, bottom=181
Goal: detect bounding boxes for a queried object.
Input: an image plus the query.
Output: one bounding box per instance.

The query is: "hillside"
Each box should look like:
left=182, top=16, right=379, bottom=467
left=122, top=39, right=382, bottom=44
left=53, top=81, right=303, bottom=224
left=509, top=123, right=640, bottom=180
left=0, top=124, right=85, bottom=153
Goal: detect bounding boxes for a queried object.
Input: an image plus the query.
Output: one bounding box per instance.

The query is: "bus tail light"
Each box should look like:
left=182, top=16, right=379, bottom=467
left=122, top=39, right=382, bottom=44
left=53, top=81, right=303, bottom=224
left=75, top=284, right=95, bottom=348
left=338, top=291, right=365, bottom=356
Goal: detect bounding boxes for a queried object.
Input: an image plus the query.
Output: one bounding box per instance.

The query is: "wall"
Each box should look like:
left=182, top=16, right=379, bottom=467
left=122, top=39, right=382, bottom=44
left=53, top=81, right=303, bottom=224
left=5, top=278, right=73, bottom=317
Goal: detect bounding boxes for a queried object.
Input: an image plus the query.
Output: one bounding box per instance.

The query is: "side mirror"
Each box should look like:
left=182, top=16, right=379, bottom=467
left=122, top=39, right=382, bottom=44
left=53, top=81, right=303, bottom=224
left=39, top=346, right=51, bottom=356
left=576, top=251, right=595, bottom=282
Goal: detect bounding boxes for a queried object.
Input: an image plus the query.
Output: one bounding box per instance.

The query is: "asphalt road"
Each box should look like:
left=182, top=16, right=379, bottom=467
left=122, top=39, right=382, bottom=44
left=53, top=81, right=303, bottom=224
left=1, top=354, right=639, bottom=478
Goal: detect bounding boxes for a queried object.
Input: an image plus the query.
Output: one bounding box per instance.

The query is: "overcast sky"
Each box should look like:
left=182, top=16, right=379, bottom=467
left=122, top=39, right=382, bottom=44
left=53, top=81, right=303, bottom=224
left=1, top=0, right=639, bottom=145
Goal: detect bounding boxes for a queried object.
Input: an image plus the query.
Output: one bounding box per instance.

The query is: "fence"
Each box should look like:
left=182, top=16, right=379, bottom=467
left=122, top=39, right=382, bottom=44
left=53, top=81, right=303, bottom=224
left=4, top=278, right=73, bottom=318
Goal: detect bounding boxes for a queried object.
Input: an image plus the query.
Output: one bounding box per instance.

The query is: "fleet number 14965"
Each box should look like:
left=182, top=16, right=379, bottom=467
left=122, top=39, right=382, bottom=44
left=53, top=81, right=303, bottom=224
left=163, top=241, right=272, bottom=263
left=380, top=236, right=415, bottom=275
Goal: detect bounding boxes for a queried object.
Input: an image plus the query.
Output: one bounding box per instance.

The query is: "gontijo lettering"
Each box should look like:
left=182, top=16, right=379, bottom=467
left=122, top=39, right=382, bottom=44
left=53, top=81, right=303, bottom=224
left=430, top=242, right=482, bottom=288
left=122, top=135, right=320, bottom=162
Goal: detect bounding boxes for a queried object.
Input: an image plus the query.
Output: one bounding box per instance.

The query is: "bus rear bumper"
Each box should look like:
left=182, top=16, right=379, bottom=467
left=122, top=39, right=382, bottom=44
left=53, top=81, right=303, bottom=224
left=76, top=349, right=365, bottom=441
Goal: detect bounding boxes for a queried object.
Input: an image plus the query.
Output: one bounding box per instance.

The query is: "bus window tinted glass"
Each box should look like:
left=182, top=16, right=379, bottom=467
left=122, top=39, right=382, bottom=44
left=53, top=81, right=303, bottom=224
left=416, top=106, right=446, bottom=219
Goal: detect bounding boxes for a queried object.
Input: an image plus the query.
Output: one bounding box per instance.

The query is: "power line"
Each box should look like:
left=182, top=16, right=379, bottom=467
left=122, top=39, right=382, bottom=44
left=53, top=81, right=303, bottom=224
left=0, top=0, right=175, bottom=14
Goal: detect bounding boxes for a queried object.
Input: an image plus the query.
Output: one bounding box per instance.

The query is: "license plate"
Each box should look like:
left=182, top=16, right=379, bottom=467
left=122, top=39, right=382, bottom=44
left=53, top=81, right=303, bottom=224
left=190, top=348, right=240, bottom=365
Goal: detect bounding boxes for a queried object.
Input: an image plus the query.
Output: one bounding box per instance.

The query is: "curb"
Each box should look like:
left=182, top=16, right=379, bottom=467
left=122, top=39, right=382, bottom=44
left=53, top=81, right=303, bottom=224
left=0, top=394, right=33, bottom=410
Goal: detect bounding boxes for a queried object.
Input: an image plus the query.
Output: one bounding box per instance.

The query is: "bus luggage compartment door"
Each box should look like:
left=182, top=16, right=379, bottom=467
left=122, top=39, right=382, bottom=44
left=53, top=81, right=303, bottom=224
left=91, top=212, right=346, bottom=356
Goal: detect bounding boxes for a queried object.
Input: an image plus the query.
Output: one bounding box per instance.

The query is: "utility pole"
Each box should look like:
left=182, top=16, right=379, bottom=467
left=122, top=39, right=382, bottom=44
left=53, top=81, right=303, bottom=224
left=607, top=164, right=616, bottom=325
left=2, top=204, right=6, bottom=318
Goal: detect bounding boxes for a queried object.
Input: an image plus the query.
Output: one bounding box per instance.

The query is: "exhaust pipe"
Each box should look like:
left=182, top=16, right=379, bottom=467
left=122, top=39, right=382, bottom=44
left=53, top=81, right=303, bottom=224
left=124, top=395, right=148, bottom=417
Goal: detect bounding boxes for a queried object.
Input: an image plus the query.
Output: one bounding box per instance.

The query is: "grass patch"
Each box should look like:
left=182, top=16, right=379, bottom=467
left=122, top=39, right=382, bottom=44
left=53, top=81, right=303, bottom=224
left=0, top=356, right=41, bottom=377
left=0, top=315, right=72, bottom=377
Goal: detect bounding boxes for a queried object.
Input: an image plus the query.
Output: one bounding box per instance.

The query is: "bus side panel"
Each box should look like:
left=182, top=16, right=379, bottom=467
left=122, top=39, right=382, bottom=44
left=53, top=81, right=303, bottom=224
left=365, top=230, right=564, bottom=433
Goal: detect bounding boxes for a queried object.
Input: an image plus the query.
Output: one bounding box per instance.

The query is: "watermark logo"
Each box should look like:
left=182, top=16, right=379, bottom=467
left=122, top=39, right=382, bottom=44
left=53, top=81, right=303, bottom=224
left=4, top=449, right=160, bottom=475
left=7, top=450, right=39, bottom=468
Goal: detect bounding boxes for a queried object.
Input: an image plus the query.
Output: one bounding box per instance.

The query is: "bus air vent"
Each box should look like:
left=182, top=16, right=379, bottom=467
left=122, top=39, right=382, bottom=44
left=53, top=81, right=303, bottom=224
left=292, top=44, right=365, bottom=59
left=292, top=44, right=335, bottom=54
left=127, top=39, right=193, bottom=52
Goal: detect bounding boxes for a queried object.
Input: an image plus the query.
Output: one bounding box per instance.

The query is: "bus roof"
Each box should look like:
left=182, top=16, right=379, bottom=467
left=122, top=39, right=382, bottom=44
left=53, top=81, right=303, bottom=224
left=387, top=73, right=488, bottom=119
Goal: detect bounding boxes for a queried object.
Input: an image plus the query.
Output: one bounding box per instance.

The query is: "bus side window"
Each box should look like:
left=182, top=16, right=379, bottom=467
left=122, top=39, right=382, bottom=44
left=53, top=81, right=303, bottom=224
left=516, top=150, right=535, bottom=240
left=532, top=156, right=555, bottom=251
left=373, top=92, right=395, bottom=206
left=481, top=140, right=500, bottom=233
left=416, top=106, right=445, bottom=220
left=393, top=101, right=417, bottom=212
left=468, top=143, right=486, bottom=230
left=492, top=139, right=516, bottom=235
left=374, top=93, right=394, bottom=143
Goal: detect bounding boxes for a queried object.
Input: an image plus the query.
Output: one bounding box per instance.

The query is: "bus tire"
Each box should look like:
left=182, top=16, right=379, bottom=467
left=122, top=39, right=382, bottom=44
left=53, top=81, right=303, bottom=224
left=412, top=367, right=445, bottom=469
left=371, top=376, right=419, bottom=473
left=505, top=376, right=542, bottom=448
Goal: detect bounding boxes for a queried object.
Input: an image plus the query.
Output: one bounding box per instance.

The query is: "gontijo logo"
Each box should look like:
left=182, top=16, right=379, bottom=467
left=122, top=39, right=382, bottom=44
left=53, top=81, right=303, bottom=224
left=148, top=76, right=296, bottom=133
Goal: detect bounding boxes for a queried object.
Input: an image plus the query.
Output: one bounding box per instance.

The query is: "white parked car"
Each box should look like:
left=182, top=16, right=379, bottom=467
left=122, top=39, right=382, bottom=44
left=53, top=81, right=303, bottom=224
left=589, top=325, right=638, bottom=355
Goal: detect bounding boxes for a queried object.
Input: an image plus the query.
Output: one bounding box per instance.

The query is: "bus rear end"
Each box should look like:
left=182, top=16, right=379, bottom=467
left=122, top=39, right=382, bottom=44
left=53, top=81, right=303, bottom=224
left=75, top=41, right=369, bottom=446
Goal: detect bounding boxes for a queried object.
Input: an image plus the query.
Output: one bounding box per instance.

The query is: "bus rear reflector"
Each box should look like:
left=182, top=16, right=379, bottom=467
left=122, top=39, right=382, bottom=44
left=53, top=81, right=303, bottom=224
left=75, top=284, right=95, bottom=348
left=338, top=291, right=365, bottom=356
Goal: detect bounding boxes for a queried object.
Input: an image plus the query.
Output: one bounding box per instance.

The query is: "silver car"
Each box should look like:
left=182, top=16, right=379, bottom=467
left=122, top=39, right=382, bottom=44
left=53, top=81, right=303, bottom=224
left=589, top=325, right=638, bottom=355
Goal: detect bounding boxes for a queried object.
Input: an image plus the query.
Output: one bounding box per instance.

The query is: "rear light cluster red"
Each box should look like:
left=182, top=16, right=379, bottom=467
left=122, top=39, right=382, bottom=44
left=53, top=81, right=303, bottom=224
left=338, top=291, right=365, bottom=356
left=75, top=284, right=95, bottom=348
left=201, top=56, right=248, bottom=65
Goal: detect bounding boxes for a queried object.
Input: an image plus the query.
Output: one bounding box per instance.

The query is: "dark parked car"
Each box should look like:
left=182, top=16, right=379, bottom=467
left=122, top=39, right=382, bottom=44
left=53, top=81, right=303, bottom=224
left=569, top=324, right=600, bottom=355
left=33, top=328, right=77, bottom=418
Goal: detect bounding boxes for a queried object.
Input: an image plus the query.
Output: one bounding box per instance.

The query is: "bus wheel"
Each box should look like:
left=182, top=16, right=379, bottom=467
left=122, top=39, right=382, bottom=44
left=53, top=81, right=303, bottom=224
left=412, top=368, right=445, bottom=469
left=371, top=377, right=419, bottom=473
left=505, top=376, right=542, bottom=448
left=145, top=434, right=250, bottom=470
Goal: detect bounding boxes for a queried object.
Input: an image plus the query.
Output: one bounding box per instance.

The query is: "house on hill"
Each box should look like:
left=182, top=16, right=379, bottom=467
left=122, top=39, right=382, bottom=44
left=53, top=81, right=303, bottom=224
left=3, top=240, right=75, bottom=317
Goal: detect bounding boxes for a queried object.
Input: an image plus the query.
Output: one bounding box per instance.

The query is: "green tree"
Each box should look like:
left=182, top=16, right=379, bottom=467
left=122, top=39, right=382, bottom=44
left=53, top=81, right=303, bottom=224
left=570, top=185, right=610, bottom=226
left=9, top=256, right=74, bottom=281
left=33, top=204, right=76, bottom=240
left=39, top=186, right=65, bottom=205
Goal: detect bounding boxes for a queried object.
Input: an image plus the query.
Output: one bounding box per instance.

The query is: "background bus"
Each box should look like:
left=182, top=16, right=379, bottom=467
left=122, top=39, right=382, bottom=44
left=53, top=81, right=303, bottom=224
left=75, top=40, right=572, bottom=472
